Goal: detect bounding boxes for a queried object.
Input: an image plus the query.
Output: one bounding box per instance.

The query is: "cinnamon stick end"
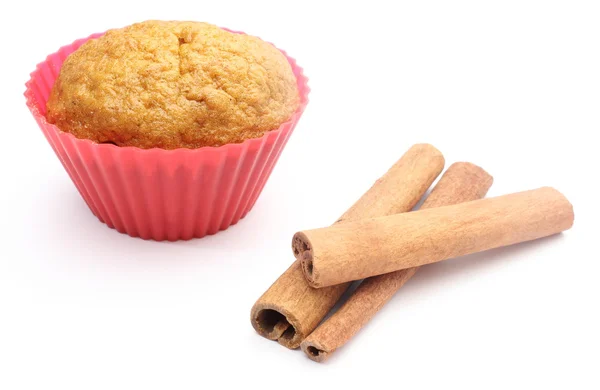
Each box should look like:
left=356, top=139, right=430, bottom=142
left=543, top=186, right=575, bottom=229
left=301, top=341, right=330, bottom=363
left=250, top=304, right=303, bottom=349
left=292, top=232, right=311, bottom=259
left=416, top=142, right=444, bottom=158
left=292, top=232, right=318, bottom=286
left=453, top=162, right=493, bottom=188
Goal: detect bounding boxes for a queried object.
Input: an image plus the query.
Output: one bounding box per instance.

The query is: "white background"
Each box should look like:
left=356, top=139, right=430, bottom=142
left=1, top=1, right=598, bottom=389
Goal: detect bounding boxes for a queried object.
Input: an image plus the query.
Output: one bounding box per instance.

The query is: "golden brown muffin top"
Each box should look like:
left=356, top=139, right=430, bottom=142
left=46, top=21, right=300, bottom=149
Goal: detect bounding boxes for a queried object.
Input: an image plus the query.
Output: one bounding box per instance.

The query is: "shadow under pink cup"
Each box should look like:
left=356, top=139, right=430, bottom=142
left=25, top=31, right=309, bottom=241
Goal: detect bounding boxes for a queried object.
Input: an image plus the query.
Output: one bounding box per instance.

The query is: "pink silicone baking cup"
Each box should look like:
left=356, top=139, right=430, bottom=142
left=25, top=31, right=309, bottom=241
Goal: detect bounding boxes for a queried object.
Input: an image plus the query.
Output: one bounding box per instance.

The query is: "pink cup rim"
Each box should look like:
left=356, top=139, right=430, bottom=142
left=24, top=29, right=310, bottom=154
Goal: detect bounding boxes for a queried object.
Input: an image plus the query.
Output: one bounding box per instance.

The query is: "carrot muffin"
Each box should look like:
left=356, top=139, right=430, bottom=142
left=46, top=20, right=300, bottom=149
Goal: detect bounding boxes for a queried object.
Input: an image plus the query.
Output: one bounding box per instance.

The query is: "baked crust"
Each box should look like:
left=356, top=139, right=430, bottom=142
left=47, top=21, right=300, bottom=149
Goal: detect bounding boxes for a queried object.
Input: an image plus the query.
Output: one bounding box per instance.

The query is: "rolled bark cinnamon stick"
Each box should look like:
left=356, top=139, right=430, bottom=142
left=294, top=187, right=574, bottom=288
left=300, top=162, right=493, bottom=362
left=250, top=144, right=445, bottom=349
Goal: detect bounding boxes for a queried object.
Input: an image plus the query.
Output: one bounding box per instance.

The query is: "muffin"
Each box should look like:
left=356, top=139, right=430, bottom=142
left=25, top=22, right=309, bottom=240
left=46, top=20, right=300, bottom=149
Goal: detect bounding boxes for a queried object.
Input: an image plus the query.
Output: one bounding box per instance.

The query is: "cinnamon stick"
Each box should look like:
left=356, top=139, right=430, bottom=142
left=250, top=144, right=445, bottom=348
left=300, top=162, right=493, bottom=362
left=294, top=187, right=574, bottom=288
